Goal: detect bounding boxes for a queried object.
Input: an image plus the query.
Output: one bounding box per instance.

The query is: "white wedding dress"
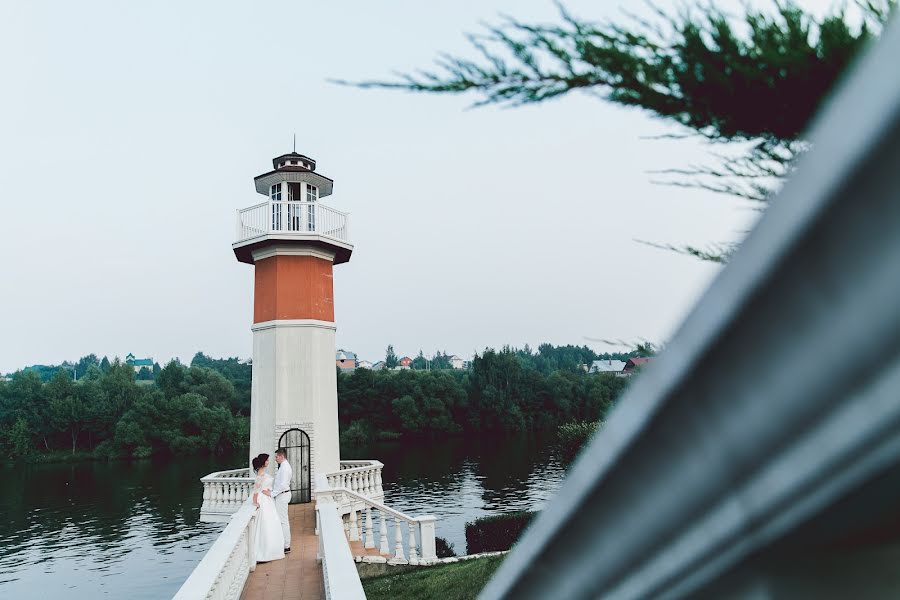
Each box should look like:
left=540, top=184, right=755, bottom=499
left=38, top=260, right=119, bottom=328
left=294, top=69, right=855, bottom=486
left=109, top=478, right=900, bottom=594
left=252, top=472, right=285, bottom=562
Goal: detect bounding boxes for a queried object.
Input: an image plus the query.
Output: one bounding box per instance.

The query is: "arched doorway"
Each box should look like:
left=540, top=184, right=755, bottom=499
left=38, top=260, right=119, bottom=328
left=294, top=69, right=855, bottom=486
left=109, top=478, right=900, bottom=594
left=277, top=428, right=311, bottom=503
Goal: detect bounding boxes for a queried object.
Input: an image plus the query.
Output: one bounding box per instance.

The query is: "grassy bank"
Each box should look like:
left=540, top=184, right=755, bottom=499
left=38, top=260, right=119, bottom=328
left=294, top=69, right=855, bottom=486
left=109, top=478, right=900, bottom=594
left=362, top=555, right=504, bottom=600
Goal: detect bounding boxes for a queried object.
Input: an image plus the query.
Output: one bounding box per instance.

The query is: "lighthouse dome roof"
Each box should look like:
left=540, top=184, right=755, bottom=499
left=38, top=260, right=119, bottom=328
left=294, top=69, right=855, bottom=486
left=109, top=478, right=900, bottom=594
left=254, top=151, right=334, bottom=197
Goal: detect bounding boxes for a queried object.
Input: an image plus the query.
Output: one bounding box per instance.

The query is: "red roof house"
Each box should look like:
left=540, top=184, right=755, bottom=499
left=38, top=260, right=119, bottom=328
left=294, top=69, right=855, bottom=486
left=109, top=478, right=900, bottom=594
left=623, top=357, right=652, bottom=374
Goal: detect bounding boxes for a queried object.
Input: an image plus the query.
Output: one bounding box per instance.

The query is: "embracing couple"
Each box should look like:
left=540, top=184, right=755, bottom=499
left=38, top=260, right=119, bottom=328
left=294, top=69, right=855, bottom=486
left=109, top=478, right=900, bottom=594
left=251, top=447, right=293, bottom=562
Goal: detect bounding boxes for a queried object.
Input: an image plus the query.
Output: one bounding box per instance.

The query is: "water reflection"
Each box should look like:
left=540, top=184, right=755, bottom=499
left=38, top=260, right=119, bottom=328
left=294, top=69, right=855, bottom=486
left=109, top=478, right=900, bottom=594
left=347, top=432, right=567, bottom=553
left=0, top=455, right=233, bottom=598
left=0, top=434, right=567, bottom=597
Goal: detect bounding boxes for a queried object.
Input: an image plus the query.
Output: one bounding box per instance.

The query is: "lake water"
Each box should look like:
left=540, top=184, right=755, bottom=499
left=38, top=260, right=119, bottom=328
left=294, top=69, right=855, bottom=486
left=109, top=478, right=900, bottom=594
left=354, top=432, right=569, bottom=554
left=0, top=433, right=567, bottom=598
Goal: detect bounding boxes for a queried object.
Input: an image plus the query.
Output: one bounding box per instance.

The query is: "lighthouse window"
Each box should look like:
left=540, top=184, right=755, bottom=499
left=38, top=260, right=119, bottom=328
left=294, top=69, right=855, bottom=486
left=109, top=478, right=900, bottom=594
left=270, top=184, right=282, bottom=202
left=306, top=185, right=318, bottom=202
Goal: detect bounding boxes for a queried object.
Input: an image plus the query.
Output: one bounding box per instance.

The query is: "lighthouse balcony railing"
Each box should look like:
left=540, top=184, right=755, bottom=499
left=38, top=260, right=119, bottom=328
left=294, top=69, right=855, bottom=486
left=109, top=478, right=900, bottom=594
left=235, top=200, right=350, bottom=245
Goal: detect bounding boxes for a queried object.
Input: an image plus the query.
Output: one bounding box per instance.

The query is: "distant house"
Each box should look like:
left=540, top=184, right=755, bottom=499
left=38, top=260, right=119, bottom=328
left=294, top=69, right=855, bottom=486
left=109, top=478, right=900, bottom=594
left=622, top=357, right=652, bottom=374
left=590, top=359, right=626, bottom=375
left=125, top=353, right=154, bottom=373
left=371, top=361, right=386, bottom=371
left=357, top=359, right=373, bottom=369
left=448, top=355, right=466, bottom=369
left=398, top=356, right=413, bottom=369
left=336, top=349, right=357, bottom=371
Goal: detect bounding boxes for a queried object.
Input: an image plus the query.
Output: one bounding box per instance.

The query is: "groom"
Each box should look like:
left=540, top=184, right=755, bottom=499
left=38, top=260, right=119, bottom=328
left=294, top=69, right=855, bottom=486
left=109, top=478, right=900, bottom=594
left=263, top=447, right=293, bottom=553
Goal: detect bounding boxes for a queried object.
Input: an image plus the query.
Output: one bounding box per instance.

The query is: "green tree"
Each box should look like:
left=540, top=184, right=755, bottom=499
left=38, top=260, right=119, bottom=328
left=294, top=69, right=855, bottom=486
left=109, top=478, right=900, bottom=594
left=392, top=395, right=421, bottom=432
left=75, top=354, right=100, bottom=380
left=50, top=395, right=88, bottom=454
left=8, top=370, right=53, bottom=450
left=191, top=353, right=251, bottom=414
left=352, top=1, right=894, bottom=260
left=5, top=418, right=32, bottom=457
left=430, top=351, right=453, bottom=370
left=156, top=359, right=187, bottom=398
left=385, top=345, right=399, bottom=369
left=99, top=356, right=111, bottom=373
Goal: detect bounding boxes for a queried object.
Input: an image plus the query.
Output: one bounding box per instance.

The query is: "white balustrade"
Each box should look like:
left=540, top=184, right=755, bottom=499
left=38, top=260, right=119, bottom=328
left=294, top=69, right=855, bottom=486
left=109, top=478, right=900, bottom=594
left=185, top=459, right=426, bottom=600
left=235, top=201, right=350, bottom=245
left=200, top=467, right=254, bottom=522
left=325, top=460, right=384, bottom=505
left=315, top=474, right=438, bottom=566
left=174, top=498, right=258, bottom=600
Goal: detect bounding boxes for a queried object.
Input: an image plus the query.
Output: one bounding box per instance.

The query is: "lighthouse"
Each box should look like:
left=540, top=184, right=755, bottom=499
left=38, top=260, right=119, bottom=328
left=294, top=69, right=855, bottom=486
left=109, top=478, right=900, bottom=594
left=233, top=151, right=352, bottom=503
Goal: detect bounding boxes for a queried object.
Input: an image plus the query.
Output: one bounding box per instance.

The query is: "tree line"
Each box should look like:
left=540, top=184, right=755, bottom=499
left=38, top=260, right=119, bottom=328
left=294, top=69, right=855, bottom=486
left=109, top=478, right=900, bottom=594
left=0, top=353, right=250, bottom=460
left=339, top=345, right=633, bottom=445
left=0, top=344, right=638, bottom=461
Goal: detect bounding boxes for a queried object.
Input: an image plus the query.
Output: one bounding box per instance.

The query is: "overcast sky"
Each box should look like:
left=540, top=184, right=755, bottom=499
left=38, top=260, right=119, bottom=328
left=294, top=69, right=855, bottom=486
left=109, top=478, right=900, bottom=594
left=0, top=0, right=842, bottom=373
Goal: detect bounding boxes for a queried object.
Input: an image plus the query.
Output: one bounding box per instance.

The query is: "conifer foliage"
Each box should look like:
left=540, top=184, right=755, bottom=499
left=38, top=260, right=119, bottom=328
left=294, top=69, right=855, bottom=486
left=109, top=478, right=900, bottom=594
left=351, top=1, right=895, bottom=259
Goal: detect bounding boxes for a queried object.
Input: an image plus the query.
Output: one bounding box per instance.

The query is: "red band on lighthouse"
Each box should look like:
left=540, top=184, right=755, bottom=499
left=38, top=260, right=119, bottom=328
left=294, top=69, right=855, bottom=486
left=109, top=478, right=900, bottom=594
left=253, top=254, right=335, bottom=323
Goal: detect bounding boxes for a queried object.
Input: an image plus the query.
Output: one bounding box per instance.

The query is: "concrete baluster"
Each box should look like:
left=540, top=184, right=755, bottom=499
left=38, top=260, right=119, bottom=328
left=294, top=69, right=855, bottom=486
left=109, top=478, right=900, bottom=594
left=349, top=509, right=360, bottom=541
left=393, top=516, right=406, bottom=561
left=408, top=522, right=419, bottom=565
left=379, top=511, right=390, bottom=555
left=364, top=507, right=375, bottom=549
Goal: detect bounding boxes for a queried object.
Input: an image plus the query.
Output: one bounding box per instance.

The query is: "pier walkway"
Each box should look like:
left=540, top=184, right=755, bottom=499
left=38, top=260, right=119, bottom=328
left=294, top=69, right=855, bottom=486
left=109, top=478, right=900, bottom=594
left=240, top=503, right=322, bottom=600
left=239, top=502, right=388, bottom=600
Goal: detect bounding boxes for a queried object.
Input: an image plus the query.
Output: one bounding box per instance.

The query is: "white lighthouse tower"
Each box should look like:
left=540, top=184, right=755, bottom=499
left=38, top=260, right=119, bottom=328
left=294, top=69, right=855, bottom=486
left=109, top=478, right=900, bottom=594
left=232, top=151, right=352, bottom=502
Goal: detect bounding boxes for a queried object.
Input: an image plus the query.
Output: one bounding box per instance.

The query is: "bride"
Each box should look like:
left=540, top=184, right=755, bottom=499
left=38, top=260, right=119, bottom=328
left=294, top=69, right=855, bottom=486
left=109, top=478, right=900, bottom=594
left=251, top=453, right=285, bottom=562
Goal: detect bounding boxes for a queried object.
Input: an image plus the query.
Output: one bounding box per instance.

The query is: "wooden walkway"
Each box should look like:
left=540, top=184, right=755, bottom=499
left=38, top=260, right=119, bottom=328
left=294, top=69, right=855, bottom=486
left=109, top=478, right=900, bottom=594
left=240, top=503, right=323, bottom=600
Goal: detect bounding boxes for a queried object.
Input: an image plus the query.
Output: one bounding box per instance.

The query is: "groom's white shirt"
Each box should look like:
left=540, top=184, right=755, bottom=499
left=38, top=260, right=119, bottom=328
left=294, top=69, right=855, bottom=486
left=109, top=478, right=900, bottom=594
left=273, top=460, right=293, bottom=497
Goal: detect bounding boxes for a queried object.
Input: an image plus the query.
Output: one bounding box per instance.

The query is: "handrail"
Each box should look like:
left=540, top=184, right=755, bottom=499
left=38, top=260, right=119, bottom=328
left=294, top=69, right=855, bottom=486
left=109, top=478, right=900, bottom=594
left=173, top=497, right=258, bottom=600
left=239, top=200, right=269, bottom=212
left=316, top=494, right=367, bottom=600
left=340, top=459, right=380, bottom=467
left=328, top=485, right=415, bottom=524
left=481, top=16, right=900, bottom=600
left=269, top=200, right=350, bottom=217
left=201, top=467, right=252, bottom=482
left=335, top=460, right=384, bottom=475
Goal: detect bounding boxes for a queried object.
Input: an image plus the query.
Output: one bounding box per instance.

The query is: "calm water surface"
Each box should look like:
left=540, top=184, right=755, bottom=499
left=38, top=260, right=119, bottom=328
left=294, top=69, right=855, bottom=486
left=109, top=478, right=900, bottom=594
left=0, top=434, right=567, bottom=598
left=349, top=432, right=569, bottom=554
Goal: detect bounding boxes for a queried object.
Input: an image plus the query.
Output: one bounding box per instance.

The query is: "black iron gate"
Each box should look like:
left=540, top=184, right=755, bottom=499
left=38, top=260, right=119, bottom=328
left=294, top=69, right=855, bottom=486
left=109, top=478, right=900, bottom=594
left=277, top=428, right=311, bottom=503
